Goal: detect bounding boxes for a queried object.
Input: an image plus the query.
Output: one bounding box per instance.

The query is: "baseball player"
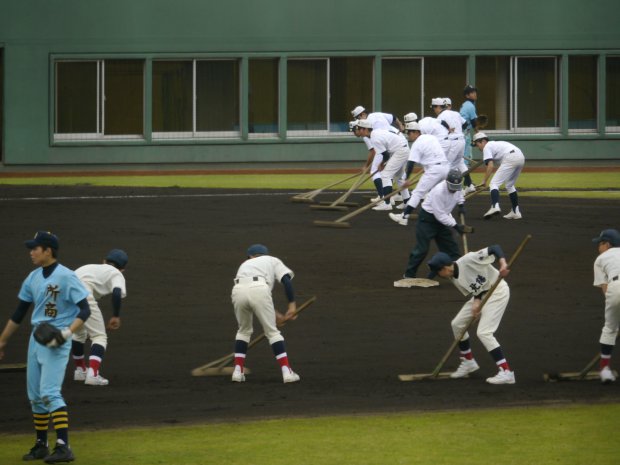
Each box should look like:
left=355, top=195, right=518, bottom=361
left=0, top=231, right=90, bottom=463
left=427, top=245, right=516, bottom=384
left=71, top=249, right=128, bottom=386
left=231, top=244, right=300, bottom=383
left=460, top=84, right=479, bottom=192
left=393, top=170, right=466, bottom=280
left=431, top=97, right=468, bottom=174
left=354, top=119, right=411, bottom=211
left=592, top=229, right=620, bottom=383
left=471, top=133, right=526, bottom=220
left=396, top=121, right=450, bottom=221
left=351, top=105, right=404, bottom=133
left=417, top=116, right=451, bottom=157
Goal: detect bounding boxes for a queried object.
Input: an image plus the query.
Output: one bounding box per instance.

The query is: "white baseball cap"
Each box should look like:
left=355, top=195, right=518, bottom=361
left=472, top=132, right=488, bottom=143
left=356, top=119, right=372, bottom=129
left=351, top=106, right=366, bottom=118
left=405, top=121, right=420, bottom=131
left=443, top=97, right=452, bottom=106
left=403, top=112, right=418, bottom=123
left=430, top=98, right=445, bottom=107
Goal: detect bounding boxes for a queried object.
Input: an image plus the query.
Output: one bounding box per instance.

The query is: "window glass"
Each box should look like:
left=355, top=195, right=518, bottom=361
left=152, top=61, right=193, bottom=133
left=568, top=56, right=597, bottom=130
left=104, top=60, right=144, bottom=135
left=249, top=58, right=279, bottom=134
left=330, top=57, right=373, bottom=132
left=56, top=61, right=98, bottom=134
left=196, top=60, right=239, bottom=133
left=424, top=56, right=467, bottom=116
left=287, top=59, right=327, bottom=132
left=475, top=56, right=511, bottom=130
left=606, top=56, right=620, bottom=127
left=516, top=57, right=558, bottom=129
left=382, top=58, right=422, bottom=123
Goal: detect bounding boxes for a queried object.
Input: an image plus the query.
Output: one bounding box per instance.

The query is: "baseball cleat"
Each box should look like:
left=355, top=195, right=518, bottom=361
left=486, top=368, right=516, bottom=385
left=450, top=358, right=480, bottom=378
left=44, top=443, right=74, bottom=463
left=483, top=204, right=501, bottom=219
left=369, top=195, right=382, bottom=203
left=372, top=202, right=392, bottom=211
left=392, top=193, right=403, bottom=202
left=231, top=370, right=246, bottom=382
left=503, top=208, right=522, bottom=219
left=395, top=202, right=407, bottom=210
left=84, top=369, right=109, bottom=386
left=23, top=441, right=49, bottom=461
left=283, top=369, right=301, bottom=383
left=600, top=366, right=616, bottom=384
left=73, top=368, right=87, bottom=382
left=464, top=184, right=477, bottom=193
left=388, top=213, right=408, bottom=226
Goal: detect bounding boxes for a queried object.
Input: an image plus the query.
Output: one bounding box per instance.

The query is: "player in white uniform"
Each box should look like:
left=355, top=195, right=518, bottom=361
left=396, top=121, right=450, bottom=221
left=592, top=229, right=620, bottom=383
left=71, top=249, right=128, bottom=386
left=427, top=245, right=516, bottom=384
left=472, top=133, right=526, bottom=220
left=354, top=119, right=411, bottom=211
left=231, top=244, right=300, bottom=384
left=394, top=171, right=467, bottom=282
left=417, top=116, right=451, bottom=156
left=432, top=97, right=468, bottom=174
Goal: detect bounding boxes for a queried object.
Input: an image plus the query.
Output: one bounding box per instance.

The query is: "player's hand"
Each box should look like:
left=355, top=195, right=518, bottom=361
left=378, top=163, right=386, bottom=171
left=499, top=258, right=510, bottom=278
left=275, top=311, right=287, bottom=326
left=284, top=302, right=298, bottom=321
left=107, top=317, right=121, bottom=330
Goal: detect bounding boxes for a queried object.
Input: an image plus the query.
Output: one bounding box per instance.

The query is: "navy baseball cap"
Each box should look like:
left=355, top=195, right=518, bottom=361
left=106, top=249, right=128, bottom=269
left=25, top=231, right=59, bottom=250
left=592, top=229, right=620, bottom=247
left=464, top=84, right=478, bottom=95
left=247, top=244, right=269, bottom=256
left=427, top=252, right=453, bottom=278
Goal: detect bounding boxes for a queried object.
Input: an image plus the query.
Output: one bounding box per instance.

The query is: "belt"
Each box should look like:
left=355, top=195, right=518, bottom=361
left=234, top=276, right=266, bottom=284
left=509, top=150, right=515, bottom=154
left=612, top=276, right=619, bottom=282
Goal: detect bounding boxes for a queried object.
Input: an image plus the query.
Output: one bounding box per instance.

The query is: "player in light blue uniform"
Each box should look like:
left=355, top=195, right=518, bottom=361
left=0, top=231, right=90, bottom=463
left=460, top=85, right=478, bottom=191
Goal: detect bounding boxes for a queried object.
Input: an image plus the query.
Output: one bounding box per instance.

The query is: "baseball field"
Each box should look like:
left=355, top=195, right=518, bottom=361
left=0, top=168, right=619, bottom=464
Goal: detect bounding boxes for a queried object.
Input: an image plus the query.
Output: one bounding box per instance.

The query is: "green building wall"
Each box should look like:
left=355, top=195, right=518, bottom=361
left=1, top=0, right=619, bottom=165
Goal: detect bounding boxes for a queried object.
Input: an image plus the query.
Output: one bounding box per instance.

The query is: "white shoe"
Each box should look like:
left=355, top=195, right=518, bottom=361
left=483, top=204, right=501, bottom=219
left=283, top=369, right=300, bottom=384
left=370, top=195, right=382, bottom=203
left=85, top=368, right=109, bottom=386
left=600, top=366, right=616, bottom=384
left=486, top=368, right=516, bottom=385
left=464, top=184, right=477, bottom=193
left=392, top=193, right=403, bottom=202
left=73, top=368, right=87, bottom=381
left=503, top=207, right=522, bottom=219
left=395, top=202, right=407, bottom=210
left=372, top=202, right=392, bottom=211
left=231, top=369, right=246, bottom=383
left=388, top=213, right=408, bottom=226
left=450, top=358, right=480, bottom=378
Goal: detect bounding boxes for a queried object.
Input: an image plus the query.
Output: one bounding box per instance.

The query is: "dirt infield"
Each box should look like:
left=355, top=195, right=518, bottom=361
left=0, top=185, right=618, bottom=433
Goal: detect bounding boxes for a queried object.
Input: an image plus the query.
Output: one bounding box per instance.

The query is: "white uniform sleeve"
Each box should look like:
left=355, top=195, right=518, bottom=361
left=593, top=255, right=607, bottom=287
left=363, top=136, right=373, bottom=151
left=272, top=258, right=294, bottom=283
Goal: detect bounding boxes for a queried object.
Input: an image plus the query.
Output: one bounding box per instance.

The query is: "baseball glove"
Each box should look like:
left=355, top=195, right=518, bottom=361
left=475, top=114, right=489, bottom=129
left=33, top=322, right=71, bottom=348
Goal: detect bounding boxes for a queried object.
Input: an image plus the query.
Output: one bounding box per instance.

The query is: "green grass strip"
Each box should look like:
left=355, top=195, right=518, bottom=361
left=1, top=403, right=618, bottom=465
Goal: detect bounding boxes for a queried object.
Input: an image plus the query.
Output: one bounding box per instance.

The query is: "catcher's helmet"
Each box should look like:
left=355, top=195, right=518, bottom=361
left=446, top=169, right=463, bottom=192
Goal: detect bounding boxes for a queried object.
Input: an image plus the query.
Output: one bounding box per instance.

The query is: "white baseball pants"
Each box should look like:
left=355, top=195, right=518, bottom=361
left=447, top=137, right=467, bottom=173
left=451, top=280, right=510, bottom=352
left=72, top=294, right=108, bottom=348
left=232, top=280, right=284, bottom=345
left=380, top=146, right=409, bottom=188
left=600, top=280, right=620, bottom=346
left=405, top=163, right=450, bottom=209
left=490, top=151, right=525, bottom=194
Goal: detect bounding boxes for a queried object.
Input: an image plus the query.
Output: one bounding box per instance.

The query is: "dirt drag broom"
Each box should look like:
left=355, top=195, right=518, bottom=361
left=191, top=296, right=317, bottom=376
left=310, top=167, right=373, bottom=211
left=399, top=234, right=532, bottom=381
left=290, top=172, right=363, bottom=204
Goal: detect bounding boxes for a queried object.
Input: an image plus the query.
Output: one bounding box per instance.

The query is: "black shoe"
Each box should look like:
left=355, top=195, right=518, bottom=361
left=23, top=441, right=49, bottom=461
left=43, top=444, right=74, bottom=463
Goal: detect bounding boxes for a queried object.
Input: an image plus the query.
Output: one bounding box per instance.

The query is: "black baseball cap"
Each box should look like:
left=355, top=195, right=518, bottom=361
left=463, top=84, right=478, bottom=95
left=427, top=252, right=453, bottom=279
left=25, top=231, right=59, bottom=250
left=592, top=229, right=620, bottom=247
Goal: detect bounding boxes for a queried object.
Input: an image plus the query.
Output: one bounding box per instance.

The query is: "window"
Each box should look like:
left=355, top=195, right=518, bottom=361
left=153, top=59, right=240, bottom=139
left=424, top=56, right=467, bottom=116
left=330, top=57, right=373, bottom=132
left=249, top=58, right=279, bottom=136
left=382, top=58, right=422, bottom=123
left=475, top=56, right=559, bottom=133
left=606, top=56, right=620, bottom=130
left=55, top=60, right=144, bottom=140
left=568, top=56, right=597, bottom=131
left=287, top=59, right=327, bottom=134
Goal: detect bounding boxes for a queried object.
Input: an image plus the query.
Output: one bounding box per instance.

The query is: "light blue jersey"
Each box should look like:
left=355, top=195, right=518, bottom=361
left=460, top=100, right=478, bottom=160
left=19, top=264, right=89, bottom=329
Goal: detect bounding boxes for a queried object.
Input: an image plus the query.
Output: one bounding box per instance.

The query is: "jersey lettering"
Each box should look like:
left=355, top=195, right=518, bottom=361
left=468, top=274, right=487, bottom=293
left=45, top=284, right=60, bottom=318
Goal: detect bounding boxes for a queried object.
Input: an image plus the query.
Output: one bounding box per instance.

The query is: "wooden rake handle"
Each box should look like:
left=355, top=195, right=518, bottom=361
left=293, top=172, right=364, bottom=200
left=328, top=167, right=372, bottom=206
left=459, top=212, right=469, bottom=254
left=430, top=234, right=532, bottom=377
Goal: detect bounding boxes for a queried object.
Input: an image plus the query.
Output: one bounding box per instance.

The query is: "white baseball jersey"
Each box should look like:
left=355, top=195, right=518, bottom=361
left=418, top=116, right=449, bottom=139
left=235, top=255, right=293, bottom=291
left=437, top=109, right=466, bottom=137
left=594, top=248, right=620, bottom=287
left=366, top=112, right=394, bottom=130
left=451, top=248, right=501, bottom=297
left=408, top=134, right=448, bottom=169
left=482, top=141, right=522, bottom=165
left=370, top=128, right=408, bottom=155
left=75, top=264, right=127, bottom=300
left=421, top=181, right=465, bottom=227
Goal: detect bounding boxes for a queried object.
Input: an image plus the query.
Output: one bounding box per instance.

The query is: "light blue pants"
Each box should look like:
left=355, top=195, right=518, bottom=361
left=27, top=333, right=71, bottom=413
